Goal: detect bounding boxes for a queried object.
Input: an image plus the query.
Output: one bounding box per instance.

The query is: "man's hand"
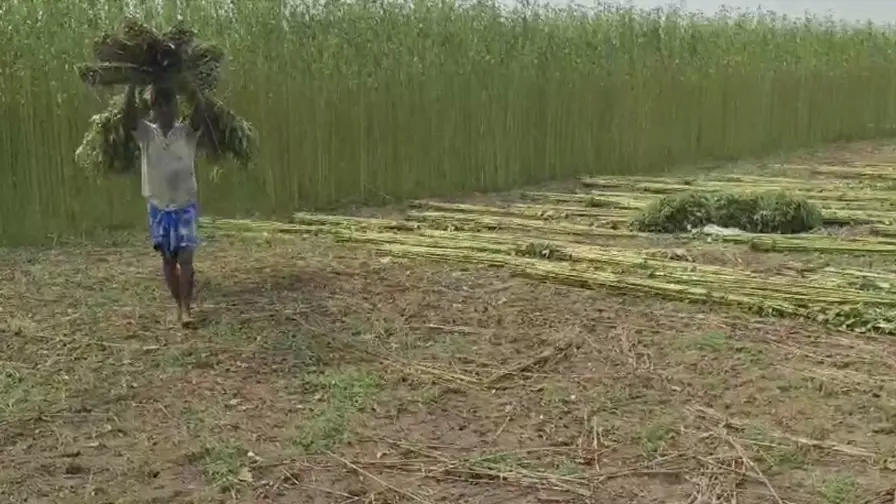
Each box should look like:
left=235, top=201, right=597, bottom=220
left=122, top=84, right=139, bottom=135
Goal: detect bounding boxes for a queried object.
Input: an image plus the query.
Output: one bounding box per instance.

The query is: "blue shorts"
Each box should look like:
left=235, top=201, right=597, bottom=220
left=148, top=202, right=199, bottom=259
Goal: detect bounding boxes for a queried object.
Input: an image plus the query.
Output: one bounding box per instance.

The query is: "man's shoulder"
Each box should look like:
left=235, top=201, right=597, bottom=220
left=175, top=121, right=200, bottom=135
left=137, top=119, right=156, bottom=130
left=134, top=119, right=156, bottom=142
left=173, top=122, right=201, bottom=146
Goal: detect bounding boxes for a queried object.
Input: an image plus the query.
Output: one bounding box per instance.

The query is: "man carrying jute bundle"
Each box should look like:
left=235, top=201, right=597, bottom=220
left=75, top=20, right=257, bottom=327
left=123, top=83, right=206, bottom=328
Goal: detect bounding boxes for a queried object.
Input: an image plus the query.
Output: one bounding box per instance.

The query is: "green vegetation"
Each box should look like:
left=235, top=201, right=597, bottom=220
left=818, top=474, right=860, bottom=504
left=194, top=440, right=252, bottom=492
left=5, top=1, right=896, bottom=244
left=632, top=190, right=823, bottom=234
left=75, top=20, right=257, bottom=175
left=291, top=368, right=383, bottom=454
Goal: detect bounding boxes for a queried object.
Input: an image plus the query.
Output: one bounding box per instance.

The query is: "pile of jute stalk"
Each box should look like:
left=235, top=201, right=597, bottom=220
left=204, top=214, right=896, bottom=335
left=74, top=19, right=256, bottom=175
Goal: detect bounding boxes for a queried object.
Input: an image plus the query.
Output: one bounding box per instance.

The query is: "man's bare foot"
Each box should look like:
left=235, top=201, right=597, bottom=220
left=176, top=306, right=184, bottom=325
left=181, top=306, right=197, bottom=329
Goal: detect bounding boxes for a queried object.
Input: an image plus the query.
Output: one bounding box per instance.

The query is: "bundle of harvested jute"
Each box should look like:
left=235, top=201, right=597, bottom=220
left=75, top=19, right=256, bottom=175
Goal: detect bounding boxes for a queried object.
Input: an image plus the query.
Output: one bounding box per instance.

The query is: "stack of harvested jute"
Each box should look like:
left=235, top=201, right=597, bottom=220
left=75, top=19, right=256, bottom=175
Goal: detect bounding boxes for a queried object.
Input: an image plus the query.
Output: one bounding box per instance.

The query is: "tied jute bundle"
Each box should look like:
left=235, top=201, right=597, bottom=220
left=75, top=19, right=256, bottom=175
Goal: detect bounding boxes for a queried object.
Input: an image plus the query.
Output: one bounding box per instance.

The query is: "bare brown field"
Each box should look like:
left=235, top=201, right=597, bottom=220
left=5, top=142, right=896, bottom=504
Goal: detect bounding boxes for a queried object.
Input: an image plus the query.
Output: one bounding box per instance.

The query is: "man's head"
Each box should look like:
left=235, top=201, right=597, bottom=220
left=150, top=85, right=178, bottom=128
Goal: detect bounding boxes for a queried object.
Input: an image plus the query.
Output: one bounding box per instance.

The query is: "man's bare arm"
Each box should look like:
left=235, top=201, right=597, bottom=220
left=186, top=86, right=208, bottom=136
left=122, top=84, right=148, bottom=142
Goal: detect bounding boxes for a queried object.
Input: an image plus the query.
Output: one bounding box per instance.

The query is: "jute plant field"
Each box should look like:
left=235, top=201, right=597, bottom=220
left=4, top=0, right=896, bottom=243
left=3, top=141, right=896, bottom=503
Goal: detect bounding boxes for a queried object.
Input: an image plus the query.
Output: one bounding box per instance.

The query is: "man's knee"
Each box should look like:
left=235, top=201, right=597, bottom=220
left=177, top=248, right=195, bottom=267
left=162, top=254, right=178, bottom=268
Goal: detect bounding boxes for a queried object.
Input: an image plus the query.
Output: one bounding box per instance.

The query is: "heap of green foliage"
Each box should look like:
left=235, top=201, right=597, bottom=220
left=632, top=191, right=823, bottom=234
left=74, top=19, right=256, bottom=175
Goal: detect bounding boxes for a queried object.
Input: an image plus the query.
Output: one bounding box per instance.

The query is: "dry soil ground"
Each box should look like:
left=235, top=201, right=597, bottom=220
left=4, top=142, right=896, bottom=504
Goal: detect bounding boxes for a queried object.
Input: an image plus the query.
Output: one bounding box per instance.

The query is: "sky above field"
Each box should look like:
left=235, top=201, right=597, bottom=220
left=584, top=0, right=896, bottom=24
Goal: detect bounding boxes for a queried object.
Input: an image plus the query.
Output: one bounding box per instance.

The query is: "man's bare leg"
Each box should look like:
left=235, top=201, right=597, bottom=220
left=177, top=248, right=196, bottom=328
left=162, top=255, right=182, bottom=323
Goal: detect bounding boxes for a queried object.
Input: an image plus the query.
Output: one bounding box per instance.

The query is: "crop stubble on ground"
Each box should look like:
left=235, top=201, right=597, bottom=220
left=4, top=142, right=896, bottom=503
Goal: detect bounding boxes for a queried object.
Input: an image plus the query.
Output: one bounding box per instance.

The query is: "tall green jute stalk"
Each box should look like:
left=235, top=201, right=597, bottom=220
left=5, top=1, right=896, bottom=243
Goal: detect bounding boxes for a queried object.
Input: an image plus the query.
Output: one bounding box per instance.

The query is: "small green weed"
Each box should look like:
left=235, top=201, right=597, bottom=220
left=292, top=368, right=382, bottom=453
left=818, top=474, right=859, bottom=504
left=639, top=423, right=676, bottom=457
left=195, top=440, right=251, bottom=492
